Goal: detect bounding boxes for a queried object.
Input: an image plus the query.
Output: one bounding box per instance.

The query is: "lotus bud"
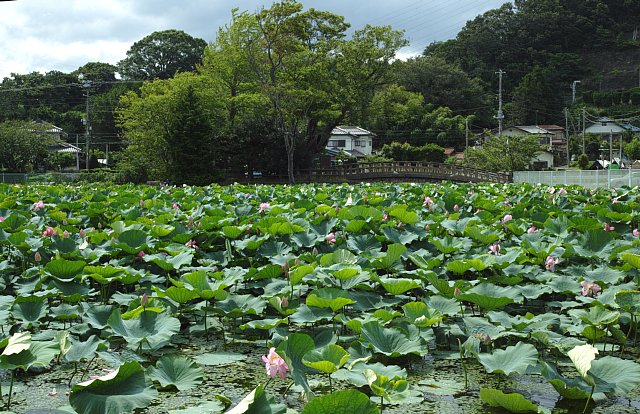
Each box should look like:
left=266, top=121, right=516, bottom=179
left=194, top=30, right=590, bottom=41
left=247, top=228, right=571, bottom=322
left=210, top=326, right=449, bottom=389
left=34, top=251, right=42, bottom=262
left=98, top=222, right=102, bottom=229
left=294, top=258, right=300, bottom=266
left=62, top=230, right=70, bottom=238
left=454, top=287, right=461, bottom=297
left=140, top=292, right=149, bottom=308
left=62, top=219, right=68, bottom=225
left=312, top=247, right=318, bottom=256
left=79, top=228, right=86, bottom=238
left=280, top=296, right=289, bottom=308
left=453, top=204, right=459, bottom=212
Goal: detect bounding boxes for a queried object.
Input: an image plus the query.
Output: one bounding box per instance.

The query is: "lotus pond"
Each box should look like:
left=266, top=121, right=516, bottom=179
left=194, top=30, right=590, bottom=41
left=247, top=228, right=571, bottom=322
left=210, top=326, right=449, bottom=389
left=2, top=181, right=640, bottom=414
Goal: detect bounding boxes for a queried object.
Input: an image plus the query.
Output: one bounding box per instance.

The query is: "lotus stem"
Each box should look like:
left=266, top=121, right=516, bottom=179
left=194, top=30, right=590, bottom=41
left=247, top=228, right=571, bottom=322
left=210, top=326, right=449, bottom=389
left=68, top=361, right=78, bottom=386
left=80, top=355, right=97, bottom=381
left=582, top=385, right=595, bottom=414
left=380, top=395, right=384, bottom=413
left=7, top=370, right=13, bottom=409
left=328, top=374, right=332, bottom=393
left=457, top=338, right=468, bottom=389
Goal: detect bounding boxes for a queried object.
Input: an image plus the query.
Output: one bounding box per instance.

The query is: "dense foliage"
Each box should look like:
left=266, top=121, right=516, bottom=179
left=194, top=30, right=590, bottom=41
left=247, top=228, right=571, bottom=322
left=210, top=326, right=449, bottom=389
left=2, top=181, right=640, bottom=413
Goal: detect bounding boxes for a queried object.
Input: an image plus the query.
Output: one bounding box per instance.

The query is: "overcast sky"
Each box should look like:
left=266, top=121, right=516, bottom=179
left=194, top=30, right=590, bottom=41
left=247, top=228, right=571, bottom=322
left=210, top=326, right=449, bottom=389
left=0, top=0, right=507, bottom=79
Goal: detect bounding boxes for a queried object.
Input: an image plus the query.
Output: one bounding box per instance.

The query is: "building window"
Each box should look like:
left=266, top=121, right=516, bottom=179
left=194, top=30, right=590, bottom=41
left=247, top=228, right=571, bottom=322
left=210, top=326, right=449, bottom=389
left=328, top=140, right=346, bottom=148
left=354, top=140, right=361, bottom=147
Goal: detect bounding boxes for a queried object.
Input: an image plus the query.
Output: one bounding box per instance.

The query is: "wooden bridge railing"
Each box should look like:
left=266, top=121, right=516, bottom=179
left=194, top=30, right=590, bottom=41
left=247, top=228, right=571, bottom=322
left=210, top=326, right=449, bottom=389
left=220, top=162, right=512, bottom=184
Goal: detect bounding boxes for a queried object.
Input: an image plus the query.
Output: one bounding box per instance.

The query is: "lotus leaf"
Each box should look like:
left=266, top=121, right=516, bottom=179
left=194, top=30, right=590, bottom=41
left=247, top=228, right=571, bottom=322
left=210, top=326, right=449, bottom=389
left=69, top=361, right=158, bottom=414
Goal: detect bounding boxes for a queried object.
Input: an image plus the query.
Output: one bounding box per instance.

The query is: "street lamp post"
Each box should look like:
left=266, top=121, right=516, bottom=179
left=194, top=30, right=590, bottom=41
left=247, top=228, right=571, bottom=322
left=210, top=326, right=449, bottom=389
left=78, top=74, right=91, bottom=170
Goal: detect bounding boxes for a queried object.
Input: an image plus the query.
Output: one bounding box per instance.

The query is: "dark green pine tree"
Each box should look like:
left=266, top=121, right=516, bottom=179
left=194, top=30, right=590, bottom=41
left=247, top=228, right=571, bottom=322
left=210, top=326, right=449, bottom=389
left=165, top=85, right=217, bottom=185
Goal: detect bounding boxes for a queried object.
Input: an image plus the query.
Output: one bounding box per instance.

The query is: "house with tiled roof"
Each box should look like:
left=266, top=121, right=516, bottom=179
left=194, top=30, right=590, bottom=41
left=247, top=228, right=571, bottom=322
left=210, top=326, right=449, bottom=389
left=326, top=126, right=375, bottom=158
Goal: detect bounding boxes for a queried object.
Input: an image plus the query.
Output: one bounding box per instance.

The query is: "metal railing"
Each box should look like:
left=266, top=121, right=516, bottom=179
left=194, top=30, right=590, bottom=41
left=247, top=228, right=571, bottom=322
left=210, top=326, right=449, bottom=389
left=513, top=169, right=640, bottom=189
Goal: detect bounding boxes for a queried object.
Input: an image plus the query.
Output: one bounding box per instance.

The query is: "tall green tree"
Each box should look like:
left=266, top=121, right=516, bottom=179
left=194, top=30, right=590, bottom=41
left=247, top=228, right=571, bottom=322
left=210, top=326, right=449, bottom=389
left=118, top=30, right=207, bottom=80
left=0, top=121, right=59, bottom=172
left=205, top=1, right=406, bottom=182
left=463, top=133, right=544, bottom=172
left=116, top=73, right=229, bottom=183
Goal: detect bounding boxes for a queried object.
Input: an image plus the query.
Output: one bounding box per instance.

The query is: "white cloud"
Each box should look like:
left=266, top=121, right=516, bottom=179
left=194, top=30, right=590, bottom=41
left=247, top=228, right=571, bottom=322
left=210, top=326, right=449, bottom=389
left=0, top=0, right=506, bottom=79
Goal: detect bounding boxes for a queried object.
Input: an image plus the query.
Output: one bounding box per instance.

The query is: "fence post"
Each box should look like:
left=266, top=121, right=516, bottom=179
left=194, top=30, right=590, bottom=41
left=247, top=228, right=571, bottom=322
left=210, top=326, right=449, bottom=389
left=607, top=168, right=611, bottom=189
left=579, top=170, right=582, bottom=187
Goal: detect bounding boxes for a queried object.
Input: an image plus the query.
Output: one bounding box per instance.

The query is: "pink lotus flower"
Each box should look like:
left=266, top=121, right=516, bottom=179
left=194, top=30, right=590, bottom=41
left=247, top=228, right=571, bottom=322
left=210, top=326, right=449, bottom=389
left=528, top=226, right=539, bottom=233
left=382, top=212, right=389, bottom=221
left=172, top=203, right=180, bottom=209
left=326, top=232, right=336, bottom=244
left=0, top=216, right=4, bottom=222
left=453, top=204, right=459, bottom=212
left=612, top=197, right=619, bottom=204
left=258, top=202, right=270, bottom=213
left=423, top=196, right=433, bottom=207
left=140, top=292, right=149, bottom=307
left=185, top=239, right=197, bottom=249
left=33, top=200, right=45, bottom=211
left=581, top=280, right=601, bottom=297
left=488, top=243, right=501, bottom=256
left=262, top=348, right=288, bottom=379
left=504, top=200, right=511, bottom=207
left=545, top=255, right=559, bottom=272
left=42, top=227, right=55, bottom=237
left=501, top=214, right=512, bottom=224
left=603, top=223, right=615, bottom=232
left=634, top=228, right=639, bottom=237
left=137, top=251, right=146, bottom=259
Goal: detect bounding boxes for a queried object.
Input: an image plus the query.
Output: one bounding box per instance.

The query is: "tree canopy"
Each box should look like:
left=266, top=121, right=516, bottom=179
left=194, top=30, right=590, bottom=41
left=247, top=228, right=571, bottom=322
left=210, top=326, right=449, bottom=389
left=118, top=30, right=207, bottom=81
left=463, top=133, right=544, bottom=172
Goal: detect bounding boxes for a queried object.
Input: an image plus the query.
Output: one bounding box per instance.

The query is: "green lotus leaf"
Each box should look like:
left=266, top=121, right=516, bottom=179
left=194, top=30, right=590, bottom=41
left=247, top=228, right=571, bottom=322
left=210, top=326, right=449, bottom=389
left=590, top=356, right=640, bottom=394
left=372, top=243, right=407, bottom=271
left=45, top=258, right=86, bottom=282
left=145, top=251, right=194, bottom=271
left=615, top=290, right=640, bottom=314
left=150, top=224, right=175, bottom=238
left=108, top=309, right=180, bottom=351
left=12, top=296, right=48, bottom=325
left=306, top=288, right=354, bottom=312
left=277, top=333, right=316, bottom=394
left=378, top=277, right=421, bottom=295
left=479, top=388, right=540, bottom=413
left=302, top=344, right=350, bottom=374
left=360, top=321, right=426, bottom=357
left=572, top=230, right=614, bottom=259
left=64, top=335, right=105, bottom=363
left=347, top=234, right=382, bottom=254
left=289, top=264, right=315, bottom=286
left=402, top=302, right=443, bottom=327
left=319, top=249, right=358, bottom=266
left=301, top=389, right=379, bottom=414
left=331, top=361, right=406, bottom=387
left=226, top=384, right=286, bottom=414
left=458, top=293, right=514, bottom=312
left=116, top=229, right=149, bottom=254
left=464, top=226, right=500, bottom=244
left=147, top=355, right=203, bottom=391
left=389, top=207, right=418, bottom=225
left=162, top=286, right=200, bottom=304
left=240, top=317, right=288, bottom=330
left=364, top=368, right=413, bottom=404
left=540, top=361, right=594, bottom=400
left=568, top=306, right=619, bottom=326
left=381, top=226, right=419, bottom=245
left=252, top=264, right=283, bottom=280
left=0, top=332, right=31, bottom=355
left=431, top=236, right=472, bottom=254
left=290, top=304, right=334, bottom=324
left=82, top=304, right=116, bottom=329
left=0, top=340, right=58, bottom=371
left=69, top=361, right=158, bottom=414
left=215, top=294, right=267, bottom=318
left=477, top=342, right=538, bottom=376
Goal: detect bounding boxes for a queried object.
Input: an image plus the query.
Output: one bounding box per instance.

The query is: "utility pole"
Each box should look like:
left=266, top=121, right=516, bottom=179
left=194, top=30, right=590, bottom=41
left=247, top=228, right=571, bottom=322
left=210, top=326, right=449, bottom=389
left=495, top=69, right=505, bottom=135
left=609, top=131, right=613, bottom=164
left=571, top=80, right=581, bottom=104
left=564, top=108, right=569, bottom=164
left=465, top=117, right=469, bottom=149
left=582, top=107, right=586, bottom=154
left=78, top=74, right=91, bottom=171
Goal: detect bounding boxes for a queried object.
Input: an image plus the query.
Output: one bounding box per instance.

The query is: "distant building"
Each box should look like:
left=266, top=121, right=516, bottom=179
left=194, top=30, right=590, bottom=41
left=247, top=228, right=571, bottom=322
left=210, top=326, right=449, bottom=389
left=326, top=126, right=375, bottom=158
